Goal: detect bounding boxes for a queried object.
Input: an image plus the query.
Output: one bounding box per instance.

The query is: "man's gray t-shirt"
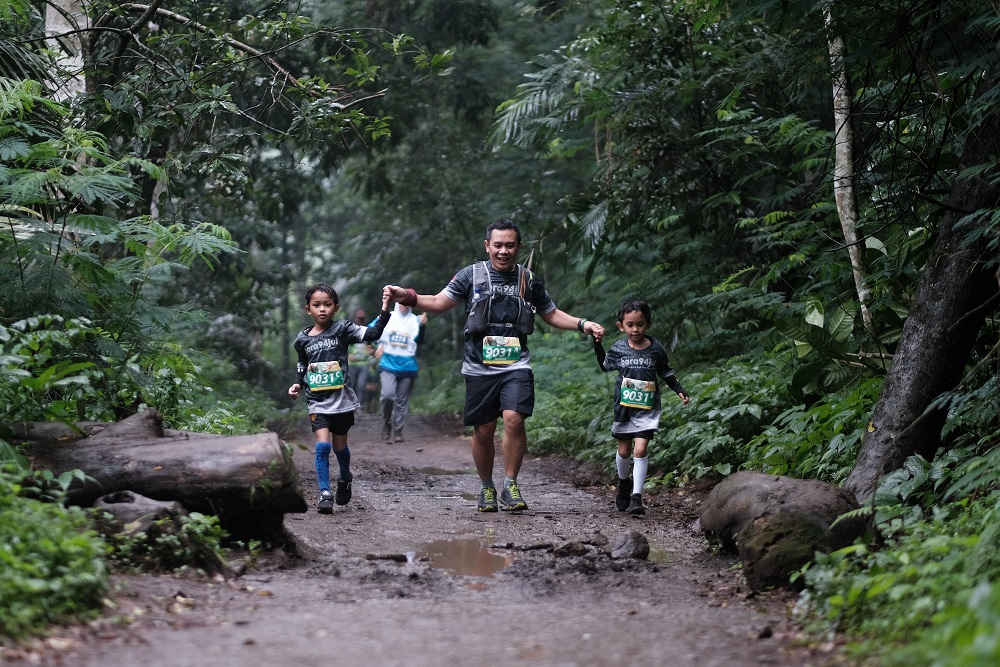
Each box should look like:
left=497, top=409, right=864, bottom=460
left=444, top=261, right=555, bottom=376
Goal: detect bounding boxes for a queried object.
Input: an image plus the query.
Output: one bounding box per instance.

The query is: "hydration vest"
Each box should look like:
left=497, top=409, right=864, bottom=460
left=465, top=261, right=537, bottom=337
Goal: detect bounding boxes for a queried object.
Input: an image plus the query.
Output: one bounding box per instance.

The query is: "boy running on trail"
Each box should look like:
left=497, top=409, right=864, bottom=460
left=289, top=283, right=392, bottom=514
left=593, top=298, right=689, bottom=516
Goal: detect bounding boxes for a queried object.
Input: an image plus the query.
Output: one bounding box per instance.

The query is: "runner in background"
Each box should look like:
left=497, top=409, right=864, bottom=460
left=347, top=309, right=375, bottom=416
left=376, top=303, right=427, bottom=443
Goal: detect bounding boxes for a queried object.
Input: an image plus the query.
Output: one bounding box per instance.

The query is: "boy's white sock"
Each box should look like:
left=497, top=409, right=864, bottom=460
left=632, top=456, right=648, bottom=495
left=616, top=453, right=630, bottom=480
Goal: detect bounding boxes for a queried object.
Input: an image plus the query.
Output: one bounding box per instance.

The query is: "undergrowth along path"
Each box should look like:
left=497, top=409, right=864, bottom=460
left=6, top=413, right=845, bottom=667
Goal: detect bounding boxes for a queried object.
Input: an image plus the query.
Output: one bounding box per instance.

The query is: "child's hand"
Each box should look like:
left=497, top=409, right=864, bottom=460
left=381, top=285, right=392, bottom=311
left=384, top=285, right=404, bottom=302
left=679, top=392, right=690, bottom=406
left=288, top=383, right=301, bottom=400
left=419, top=312, right=428, bottom=325
left=582, top=320, right=605, bottom=341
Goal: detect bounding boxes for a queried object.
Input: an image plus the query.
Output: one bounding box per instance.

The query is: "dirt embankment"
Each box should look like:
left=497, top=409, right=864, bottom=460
left=4, top=413, right=846, bottom=667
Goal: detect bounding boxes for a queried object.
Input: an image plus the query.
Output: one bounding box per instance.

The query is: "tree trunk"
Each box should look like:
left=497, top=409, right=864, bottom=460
left=45, top=0, right=90, bottom=98
left=827, top=9, right=874, bottom=336
left=18, top=410, right=307, bottom=518
left=844, top=120, right=1000, bottom=501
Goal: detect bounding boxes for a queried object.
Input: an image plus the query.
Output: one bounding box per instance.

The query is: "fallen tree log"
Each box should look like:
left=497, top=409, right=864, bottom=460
left=16, top=410, right=307, bottom=524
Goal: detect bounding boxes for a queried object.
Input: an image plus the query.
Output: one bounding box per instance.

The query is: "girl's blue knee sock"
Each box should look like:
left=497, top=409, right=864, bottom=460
left=334, top=446, right=351, bottom=481
left=315, top=441, right=332, bottom=492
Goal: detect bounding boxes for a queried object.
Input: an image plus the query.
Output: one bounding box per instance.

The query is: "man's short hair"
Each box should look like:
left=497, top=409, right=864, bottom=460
left=486, top=218, right=522, bottom=244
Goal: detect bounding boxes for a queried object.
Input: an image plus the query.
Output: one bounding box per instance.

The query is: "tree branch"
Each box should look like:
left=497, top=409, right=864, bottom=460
left=114, top=3, right=312, bottom=96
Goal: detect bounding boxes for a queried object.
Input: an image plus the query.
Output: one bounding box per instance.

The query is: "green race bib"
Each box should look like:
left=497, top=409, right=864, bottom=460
left=482, top=336, right=521, bottom=366
left=620, top=378, right=656, bottom=409
left=306, top=361, right=345, bottom=391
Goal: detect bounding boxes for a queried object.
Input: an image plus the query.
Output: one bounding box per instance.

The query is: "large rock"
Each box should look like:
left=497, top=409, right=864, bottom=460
left=699, top=471, right=866, bottom=590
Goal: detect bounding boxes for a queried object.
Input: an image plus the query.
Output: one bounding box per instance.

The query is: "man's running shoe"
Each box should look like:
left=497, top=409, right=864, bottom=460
left=500, top=482, right=528, bottom=512
left=381, top=423, right=392, bottom=442
left=627, top=493, right=645, bottom=516
left=317, top=490, right=334, bottom=514
left=615, top=477, right=631, bottom=512
left=335, top=477, right=353, bottom=505
left=477, top=486, right=498, bottom=512
left=394, top=430, right=404, bottom=443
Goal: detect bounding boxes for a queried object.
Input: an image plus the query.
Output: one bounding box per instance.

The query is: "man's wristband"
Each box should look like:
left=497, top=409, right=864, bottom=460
left=401, top=288, right=418, bottom=307
left=577, top=318, right=587, bottom=332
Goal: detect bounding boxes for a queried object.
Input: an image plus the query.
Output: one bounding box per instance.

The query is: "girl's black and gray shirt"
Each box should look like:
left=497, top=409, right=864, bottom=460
left=294, top=310, right=390, bottom=414
left=595, top=336, right=686, bottom=437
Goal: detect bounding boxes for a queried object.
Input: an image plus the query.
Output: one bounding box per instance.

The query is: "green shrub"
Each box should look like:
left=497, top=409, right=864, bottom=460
left=797, top=493, right=1000, bottom=664
left=100, top=512, right=230, bottom=575
left=639, top=353, right=794, bottom=481
left=526, top=331, right=615, bottom=459
left=0, top=469, right=108, bottom=640
left=744, top=377, right=883, bottom=484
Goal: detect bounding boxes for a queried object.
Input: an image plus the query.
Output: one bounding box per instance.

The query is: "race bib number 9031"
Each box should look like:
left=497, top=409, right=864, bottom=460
left=306, top=361, right=345, bottom=391
left=482, top=336, right=521, bottom=365
left=620, top=378, right=656, bottom=409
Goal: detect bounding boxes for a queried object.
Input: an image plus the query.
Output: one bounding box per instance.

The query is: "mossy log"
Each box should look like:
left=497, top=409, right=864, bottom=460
left=699, top=471, right=867, bottom=590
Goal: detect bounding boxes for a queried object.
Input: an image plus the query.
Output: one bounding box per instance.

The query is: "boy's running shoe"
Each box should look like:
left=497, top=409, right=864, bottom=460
left=627, top=493, right=645, bottom=516
left=500, top=482, right=528, bottom=512
left=317, top=490, right=334, bottom=514
left=335, top=477, right=352, bottom=505
left=381, top=423, right=392, bottom=441
left=615, top=477, right=631, bottom=512
left=394, top=430, right=404, bottom=443
left=477, top=486, right=498, bottom=512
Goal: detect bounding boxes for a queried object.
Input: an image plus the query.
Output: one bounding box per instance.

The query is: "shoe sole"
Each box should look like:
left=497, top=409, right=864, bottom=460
left=627, top=507, right=646, bottom=516
left=477, top=505, right=498, bottom=513
left=500, top=502, right=528, bottom=512
left=317, top=504, right=333, bottom=514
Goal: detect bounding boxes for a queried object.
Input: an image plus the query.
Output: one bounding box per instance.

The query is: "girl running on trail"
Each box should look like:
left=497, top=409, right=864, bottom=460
left=593, top=297, right=689, bottom=516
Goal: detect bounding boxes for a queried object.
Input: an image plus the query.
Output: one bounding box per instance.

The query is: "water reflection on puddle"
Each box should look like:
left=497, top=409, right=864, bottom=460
left=416, top=538, right=511, bottom=579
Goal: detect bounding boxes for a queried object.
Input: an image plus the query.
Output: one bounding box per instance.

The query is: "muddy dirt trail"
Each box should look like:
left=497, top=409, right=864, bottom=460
left=9, top=413, right=845, bottom=666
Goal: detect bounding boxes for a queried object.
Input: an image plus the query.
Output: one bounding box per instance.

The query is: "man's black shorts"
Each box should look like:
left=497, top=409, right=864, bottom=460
left=309, top=411, right=355, bottom=435
left=463, top=369, right=534, bottom=426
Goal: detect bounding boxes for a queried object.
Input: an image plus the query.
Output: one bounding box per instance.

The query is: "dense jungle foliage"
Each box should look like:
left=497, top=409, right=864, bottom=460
left=3, top=0, right=1000, bottom=663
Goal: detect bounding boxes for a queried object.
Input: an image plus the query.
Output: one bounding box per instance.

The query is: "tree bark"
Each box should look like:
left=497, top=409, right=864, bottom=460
left=45, top=0, right=89, bottom=98
left=827, top=9, right=874, bottom=336
left=844, top=119, right=1000, bottom=501
left=18, top=410, right=307, bottom=517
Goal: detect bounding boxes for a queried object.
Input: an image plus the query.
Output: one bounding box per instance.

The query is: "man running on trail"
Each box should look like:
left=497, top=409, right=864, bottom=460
left=385, top=218, right=605, bottom=512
